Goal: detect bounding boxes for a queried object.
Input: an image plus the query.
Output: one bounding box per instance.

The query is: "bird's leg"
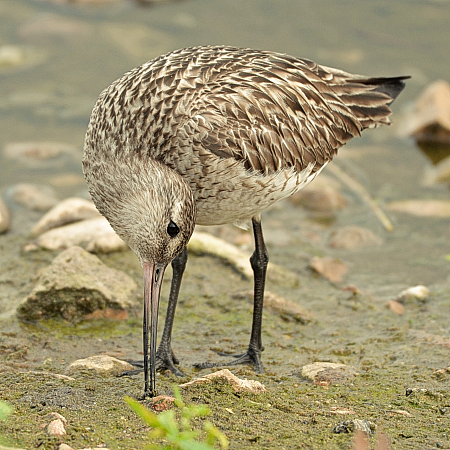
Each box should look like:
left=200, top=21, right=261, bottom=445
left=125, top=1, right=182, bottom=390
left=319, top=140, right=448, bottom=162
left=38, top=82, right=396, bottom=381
left=155, top=246, right=187, bottom=376
left=121, top=247, right=187, bottom=377
left=195, top=217, right=267, bottom=373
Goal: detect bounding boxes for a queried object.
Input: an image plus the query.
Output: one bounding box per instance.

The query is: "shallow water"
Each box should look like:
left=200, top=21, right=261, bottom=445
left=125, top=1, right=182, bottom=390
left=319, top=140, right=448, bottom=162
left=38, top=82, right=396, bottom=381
left=1, top=1, right=450, bottom=448
left=1, top=0, right=450, bottom=280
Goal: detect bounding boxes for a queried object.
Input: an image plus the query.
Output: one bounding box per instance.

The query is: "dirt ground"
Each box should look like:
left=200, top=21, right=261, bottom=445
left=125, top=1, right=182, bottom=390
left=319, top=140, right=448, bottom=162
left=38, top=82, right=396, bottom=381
left=0, top=219, right=449, bottom=449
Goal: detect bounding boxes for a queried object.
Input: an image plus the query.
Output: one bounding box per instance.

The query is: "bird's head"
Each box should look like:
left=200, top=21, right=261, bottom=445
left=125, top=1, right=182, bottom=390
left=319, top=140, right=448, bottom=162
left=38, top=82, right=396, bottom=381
left=83, top=152, right=196, bottom=397
left=84, top=153, right=196, bottom=266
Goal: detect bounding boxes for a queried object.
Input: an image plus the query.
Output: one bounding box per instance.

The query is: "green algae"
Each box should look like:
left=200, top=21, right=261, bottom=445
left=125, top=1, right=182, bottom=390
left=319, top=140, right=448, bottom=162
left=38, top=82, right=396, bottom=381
left=0, top=366, right=448, bottom=449
left=1, top=250, right=449, bottom=449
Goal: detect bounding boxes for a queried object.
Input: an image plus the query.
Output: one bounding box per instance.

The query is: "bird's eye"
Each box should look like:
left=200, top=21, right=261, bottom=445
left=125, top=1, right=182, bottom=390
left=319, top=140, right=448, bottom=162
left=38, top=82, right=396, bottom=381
left=167, top=220, right=180, bottom=237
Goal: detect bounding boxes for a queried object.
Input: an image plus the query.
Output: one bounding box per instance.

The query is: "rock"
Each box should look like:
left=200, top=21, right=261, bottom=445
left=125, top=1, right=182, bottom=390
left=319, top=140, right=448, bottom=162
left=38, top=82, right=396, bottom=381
left=386, top=199, right=450, bottom=218
left=65, top=355, right=133, bottom=376
left=399, top=80, right=450, bottom=144
left=47, top=419, right=66, bottom=436
left=395, top=285, right=430, bottom=304
left=3, top=141, right=77, bottom=166
left=310, top=256, right=348, bottom=283
left=0, top=196, right=10, bottom=233
left=179, top=369, right=266, bottom=394
left=289, top=184, right=346, bottom=216
left=301, top=362, right=358, bottom=386
left=31, top=197, right=101, bottom=236
left=232, top=290, right=312, bottom=324
left=386, top=300, right=405, bottom=315
left=57, top=444, right=74, bottom=450
left=9, top=183, right=58, bottom=211
left=328, top=226, right=383, bottom=250
left=35, top=217, right=127, bottom=253
left=333, top=419, right=376, bottom=434
left=85, top=232, right=128, bottom=254
left=17, top=246, right=138, bottom=321
left=422, top=155, right=450, bottom=187
left=150, top=395, right=176, bottom=411
left=46, top=412, right=67, bottom=436
left=188, top=231, right=299, bottom=288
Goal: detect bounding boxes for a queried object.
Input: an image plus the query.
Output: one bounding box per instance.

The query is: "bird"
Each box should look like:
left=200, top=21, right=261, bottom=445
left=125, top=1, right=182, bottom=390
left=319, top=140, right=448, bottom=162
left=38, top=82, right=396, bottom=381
left=82, top=45, right=408, bottom=398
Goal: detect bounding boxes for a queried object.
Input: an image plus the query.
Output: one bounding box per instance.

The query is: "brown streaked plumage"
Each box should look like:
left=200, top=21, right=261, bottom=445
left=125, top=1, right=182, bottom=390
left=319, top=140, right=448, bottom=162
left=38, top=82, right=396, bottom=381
left=82, top=45, right=408, bottom=398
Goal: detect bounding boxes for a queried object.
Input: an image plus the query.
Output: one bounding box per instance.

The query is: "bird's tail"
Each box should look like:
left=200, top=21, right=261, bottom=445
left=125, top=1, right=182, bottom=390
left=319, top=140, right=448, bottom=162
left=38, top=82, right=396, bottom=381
left=354, top=76, right=410, bottom=105
left=342, top=75, right=410, bottom=130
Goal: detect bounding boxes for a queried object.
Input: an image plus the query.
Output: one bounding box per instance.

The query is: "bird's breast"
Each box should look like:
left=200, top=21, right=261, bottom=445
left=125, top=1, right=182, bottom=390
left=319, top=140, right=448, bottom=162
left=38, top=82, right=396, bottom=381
left=180, top=156, right=323, bottom=227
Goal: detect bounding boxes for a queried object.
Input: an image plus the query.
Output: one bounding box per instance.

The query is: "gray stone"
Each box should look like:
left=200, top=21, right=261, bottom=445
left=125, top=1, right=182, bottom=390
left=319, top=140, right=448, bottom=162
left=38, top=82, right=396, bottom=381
left=9, top=183, right=58, bottom=211
left=17, top=246, right=138, bottom=321
left=301, top=362, right=358, bottom=385
left=328, top=225, right=383, bottom=250
left=399, top=80, right=450, bottom=144
left=65, top=355, right=133, bottom=376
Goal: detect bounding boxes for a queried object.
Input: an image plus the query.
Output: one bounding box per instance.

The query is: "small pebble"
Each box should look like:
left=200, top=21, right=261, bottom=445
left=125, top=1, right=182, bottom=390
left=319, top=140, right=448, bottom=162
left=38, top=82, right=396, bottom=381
left=396, top=285, right=430, bottom=303
left=47, top=418, right=66, bottom=436
left=150, top=395, right=176, bottom=411
left=386, top=300, right=405, bottom=315
left=333, top=419, right=376, bottom=434
left=310, top=256, right=348, bottom=283
left=57, top=444, right=74, bottom=450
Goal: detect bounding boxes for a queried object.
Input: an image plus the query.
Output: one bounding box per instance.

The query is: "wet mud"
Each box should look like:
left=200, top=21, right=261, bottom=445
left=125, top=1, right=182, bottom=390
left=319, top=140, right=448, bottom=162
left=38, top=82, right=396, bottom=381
left=1, top=213, right=449, bottom=449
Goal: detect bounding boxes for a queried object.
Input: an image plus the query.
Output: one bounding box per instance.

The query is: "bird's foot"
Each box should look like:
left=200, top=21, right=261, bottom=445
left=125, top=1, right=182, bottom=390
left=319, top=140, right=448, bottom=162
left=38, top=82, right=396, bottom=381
left=194, top=346, right=264, bottom=373
left=119, top=345, right=185, bottom=377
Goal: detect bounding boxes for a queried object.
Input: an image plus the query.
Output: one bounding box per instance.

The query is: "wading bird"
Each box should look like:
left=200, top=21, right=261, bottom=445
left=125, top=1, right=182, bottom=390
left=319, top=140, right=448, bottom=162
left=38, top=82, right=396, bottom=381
left=82, top=46, right=408, bottom=398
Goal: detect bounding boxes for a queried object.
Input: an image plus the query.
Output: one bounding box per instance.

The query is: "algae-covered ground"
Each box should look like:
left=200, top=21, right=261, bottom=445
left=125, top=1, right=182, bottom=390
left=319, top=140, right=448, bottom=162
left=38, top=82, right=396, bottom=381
left=0, top=221, right=449, bottom=450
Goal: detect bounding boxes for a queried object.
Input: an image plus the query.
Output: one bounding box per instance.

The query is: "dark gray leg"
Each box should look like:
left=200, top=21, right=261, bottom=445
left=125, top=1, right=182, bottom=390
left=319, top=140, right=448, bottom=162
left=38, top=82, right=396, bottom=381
left=122, top=247, right=187, bottom=377
left=155, top=246, right=187, bottom=376
left=195, top=217, right=267, bottom=372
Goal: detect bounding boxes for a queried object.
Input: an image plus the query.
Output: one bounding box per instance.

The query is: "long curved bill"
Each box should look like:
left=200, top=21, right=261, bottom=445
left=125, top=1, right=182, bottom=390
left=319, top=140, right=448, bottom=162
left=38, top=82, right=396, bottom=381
left=143, top=261, right=167, bottom=399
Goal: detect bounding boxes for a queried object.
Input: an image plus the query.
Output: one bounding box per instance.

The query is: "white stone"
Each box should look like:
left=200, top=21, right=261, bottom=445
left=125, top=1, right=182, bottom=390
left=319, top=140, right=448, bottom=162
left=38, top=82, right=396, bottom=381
left=180, top=369, right=266, bottom=393
left=66, top=355, right=133, bottom=376
left=31, top=197, right=101, bottom=236
left=36, top=217, right=127, bottom=253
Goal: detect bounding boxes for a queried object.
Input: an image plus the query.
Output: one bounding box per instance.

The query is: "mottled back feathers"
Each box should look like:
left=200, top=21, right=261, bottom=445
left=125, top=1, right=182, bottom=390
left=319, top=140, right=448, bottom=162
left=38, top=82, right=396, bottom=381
left=85, top=46, right=407, bottom=178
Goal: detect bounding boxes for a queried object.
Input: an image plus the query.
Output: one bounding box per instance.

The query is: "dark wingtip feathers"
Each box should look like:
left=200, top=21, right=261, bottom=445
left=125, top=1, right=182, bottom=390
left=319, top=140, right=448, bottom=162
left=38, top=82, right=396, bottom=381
left=355, top=75, right=410, bottom=104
